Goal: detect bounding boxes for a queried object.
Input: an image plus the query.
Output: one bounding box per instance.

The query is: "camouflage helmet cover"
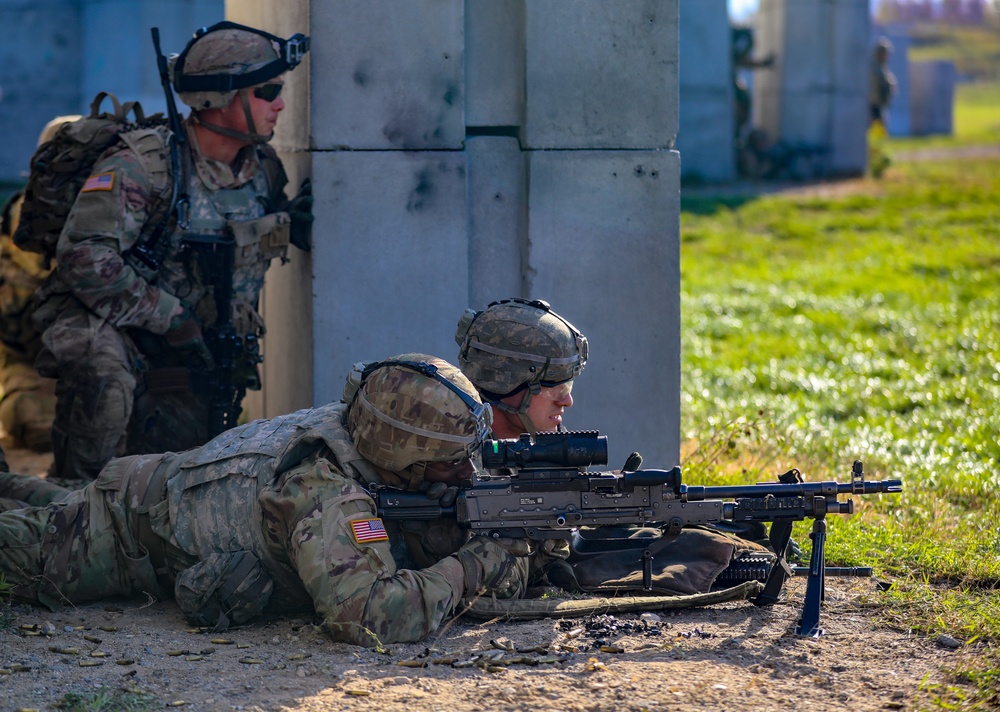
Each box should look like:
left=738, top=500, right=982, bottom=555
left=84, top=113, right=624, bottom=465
left=346, top=354, right=493, bottom=476
left=455, top=298, right=589, bottom=397
left=172, top=28, right=279, bottom=110
left=170, top=22, right=309, bottom=110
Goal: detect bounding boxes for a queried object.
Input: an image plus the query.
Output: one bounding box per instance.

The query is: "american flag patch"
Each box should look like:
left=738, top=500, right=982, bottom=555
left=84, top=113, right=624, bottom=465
left=81, top=172, right=114, bottom=192
left=350, top=518, right=388, bottom=544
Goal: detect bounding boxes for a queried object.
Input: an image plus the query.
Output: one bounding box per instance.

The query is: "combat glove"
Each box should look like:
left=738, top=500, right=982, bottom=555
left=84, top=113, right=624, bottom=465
left=287, top=178, right=314, bottom=252
left=165, top=304, right=215, bottom=370
left=455, top=536, right=530, bottom=599
left=419, top=479, right=460, bottom=508
left=529, top=538, right=572, bottom=585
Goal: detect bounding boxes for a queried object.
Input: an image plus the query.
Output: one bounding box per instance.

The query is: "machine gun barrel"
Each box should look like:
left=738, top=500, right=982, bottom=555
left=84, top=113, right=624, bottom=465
left=681, top=478, right=902, bottom=501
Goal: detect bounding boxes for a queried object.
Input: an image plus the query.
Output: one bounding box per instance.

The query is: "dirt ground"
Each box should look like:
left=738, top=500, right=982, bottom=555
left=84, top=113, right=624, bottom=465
left=0, top=575, right=977, bottom=712
left=0, top=446, right=979, bottom=712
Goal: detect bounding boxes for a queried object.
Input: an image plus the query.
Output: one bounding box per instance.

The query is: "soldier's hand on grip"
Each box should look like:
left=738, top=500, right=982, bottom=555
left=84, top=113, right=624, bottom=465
left=419, top=480, right=460, bottom=508
left=455, top=535, right=530, bottom=599
left=287, top=178, right=313, bottom=252
left=165, top=304, right=215, bottom=370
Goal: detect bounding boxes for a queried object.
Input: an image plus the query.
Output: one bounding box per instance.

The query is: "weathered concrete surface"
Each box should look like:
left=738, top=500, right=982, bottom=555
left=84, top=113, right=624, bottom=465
left=753, top=0, right=870, bottom=177
left=678, top=0, right=735, bottom=183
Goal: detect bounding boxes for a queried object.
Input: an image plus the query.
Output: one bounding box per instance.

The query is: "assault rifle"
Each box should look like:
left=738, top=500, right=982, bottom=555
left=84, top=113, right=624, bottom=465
left=374, top=430, right=903, bottom=637
left=148, top=27, right=259, bottom=438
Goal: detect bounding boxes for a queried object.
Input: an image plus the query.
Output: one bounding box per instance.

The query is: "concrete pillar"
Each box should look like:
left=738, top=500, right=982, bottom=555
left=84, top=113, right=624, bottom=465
left=226, top=0, right=313, bottom=420
left=0, top=0, right=81, bottom=182
left=0, top=0, right=225, bottom=183
left=81, top=0, right=224, bottom=117
left=753, top=0, right=870, bottom=177
left=242, top=0, right=682, bottom=468
left=678, top=0, right=736, bottom=183
left=909, top=61, right=956, bottom=136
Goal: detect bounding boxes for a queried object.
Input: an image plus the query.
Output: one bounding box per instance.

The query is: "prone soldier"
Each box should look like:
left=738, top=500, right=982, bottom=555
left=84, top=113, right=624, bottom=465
left=0, top=355, right=545, bottom=645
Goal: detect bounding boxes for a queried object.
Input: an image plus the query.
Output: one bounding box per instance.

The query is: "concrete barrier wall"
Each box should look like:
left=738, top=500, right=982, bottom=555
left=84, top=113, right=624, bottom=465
left=754, top=0, right=870, bottom=177
left=678, top=0, right=735, bottom=183
left=0, top=0, right=82, bottom=181
left=82, top=0, right=223, bottom=117
left=243, top=0, right=682, bottom=468
left=0, top=0, right=224, bottom=183
left=227, top=0, right=313, bottom=419
left=910, top=60, right=956, bottom=136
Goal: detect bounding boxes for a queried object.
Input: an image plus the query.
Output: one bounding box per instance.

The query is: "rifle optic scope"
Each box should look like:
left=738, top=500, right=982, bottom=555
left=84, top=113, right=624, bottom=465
left=482, top=431, right=608, bottom=470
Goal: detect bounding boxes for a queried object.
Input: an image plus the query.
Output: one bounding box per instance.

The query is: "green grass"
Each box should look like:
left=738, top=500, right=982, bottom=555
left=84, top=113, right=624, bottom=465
left=680, top=153, right=1000, bottom=704
left=54, top=687, right=159, bottom=712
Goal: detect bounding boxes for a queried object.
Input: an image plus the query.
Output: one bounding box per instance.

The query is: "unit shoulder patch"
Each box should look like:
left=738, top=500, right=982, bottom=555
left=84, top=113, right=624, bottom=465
left=350, top=518, right=389, bottom=544
left=81, top=172, right=115, bottom=192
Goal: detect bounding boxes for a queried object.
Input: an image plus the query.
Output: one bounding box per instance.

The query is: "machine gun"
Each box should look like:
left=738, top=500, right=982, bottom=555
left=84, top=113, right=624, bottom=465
left=374, top=430, right=903, bottom=637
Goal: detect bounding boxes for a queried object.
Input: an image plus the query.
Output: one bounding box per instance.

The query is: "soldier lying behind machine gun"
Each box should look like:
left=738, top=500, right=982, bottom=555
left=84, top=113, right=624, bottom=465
left=374, top=430, right=903, bottom=637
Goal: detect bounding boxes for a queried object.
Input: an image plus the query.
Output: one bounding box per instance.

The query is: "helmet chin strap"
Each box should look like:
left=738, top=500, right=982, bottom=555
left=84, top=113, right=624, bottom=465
left=193, top=89, right=273, bottom=145
left=494, top=383, right=541, bottom=437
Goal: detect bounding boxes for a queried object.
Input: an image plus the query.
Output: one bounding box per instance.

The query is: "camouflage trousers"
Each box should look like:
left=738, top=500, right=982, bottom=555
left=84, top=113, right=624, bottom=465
left=0, top=464, right=171, bottom=611
left=38, top=308, right=209, bottom=481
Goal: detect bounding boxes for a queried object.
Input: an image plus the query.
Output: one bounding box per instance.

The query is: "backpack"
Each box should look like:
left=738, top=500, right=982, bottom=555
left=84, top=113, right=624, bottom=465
left=13, top=92, right=169, bottom=264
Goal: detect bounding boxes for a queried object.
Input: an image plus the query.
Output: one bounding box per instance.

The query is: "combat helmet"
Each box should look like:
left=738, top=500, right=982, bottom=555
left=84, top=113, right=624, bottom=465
left=170, top=21, right=309, bottom=142
left=455, top=298, right=588, bottom=435
left=344, top=354, right=493, bottom=490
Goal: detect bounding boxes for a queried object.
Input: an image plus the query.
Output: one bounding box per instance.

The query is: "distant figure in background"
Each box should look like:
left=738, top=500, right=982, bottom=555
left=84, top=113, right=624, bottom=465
left=731, top=26, right=775, bottom=177
left=869, top=37, right=898, bottom=130
left=0, top=117, right=79, bottom=452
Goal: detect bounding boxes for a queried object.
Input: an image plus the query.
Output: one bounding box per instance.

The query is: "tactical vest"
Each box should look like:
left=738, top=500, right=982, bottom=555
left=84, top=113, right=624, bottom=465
left=163, top=402, right=380, bottom=609
left=152, top=139, right=290, bottom=337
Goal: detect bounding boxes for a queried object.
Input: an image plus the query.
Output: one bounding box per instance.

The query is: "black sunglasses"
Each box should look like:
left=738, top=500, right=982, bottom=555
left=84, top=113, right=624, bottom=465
left=253, top=83, right=283, bottom=102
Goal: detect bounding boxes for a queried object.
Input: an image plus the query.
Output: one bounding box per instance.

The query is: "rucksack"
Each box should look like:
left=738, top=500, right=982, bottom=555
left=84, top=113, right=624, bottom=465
left=13, top=92, right=169, bottom=264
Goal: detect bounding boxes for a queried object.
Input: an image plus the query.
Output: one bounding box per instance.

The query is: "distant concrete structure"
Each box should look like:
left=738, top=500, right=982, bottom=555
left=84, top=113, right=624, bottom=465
left=0, top=0, right=222, bottom=182
left=751, top=0, right=871, bottom=178
left=678, top=0, right=735, bottom=183
left=873, top=28, right=913, bottom=137
left=81, top=0, right=223, bottom=118
left=909, top=60, right=956, bottom=136
left=233, top=0, right=683, bottom=468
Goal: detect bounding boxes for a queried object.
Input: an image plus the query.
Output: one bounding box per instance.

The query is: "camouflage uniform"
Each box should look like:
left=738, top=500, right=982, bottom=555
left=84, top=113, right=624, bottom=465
left=0, top=355, right=529, bottom=645
left=869, top=37, right=897, bottom=126
left=0, top=190, right=56, bottom=451
left=32, top=24, right=311, bottom=481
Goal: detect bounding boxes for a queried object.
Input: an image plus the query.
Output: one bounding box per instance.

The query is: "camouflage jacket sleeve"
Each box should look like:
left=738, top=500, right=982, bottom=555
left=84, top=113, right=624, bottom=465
left=262, top=456, right=468, bottom=646
left=257, top=144, right=290, bottom=212
left=55, top=147, right=179, bottom=334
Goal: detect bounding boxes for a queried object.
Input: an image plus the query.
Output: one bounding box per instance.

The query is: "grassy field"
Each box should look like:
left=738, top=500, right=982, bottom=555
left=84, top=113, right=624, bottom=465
left=680, top=102, right=1000, bottom=706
